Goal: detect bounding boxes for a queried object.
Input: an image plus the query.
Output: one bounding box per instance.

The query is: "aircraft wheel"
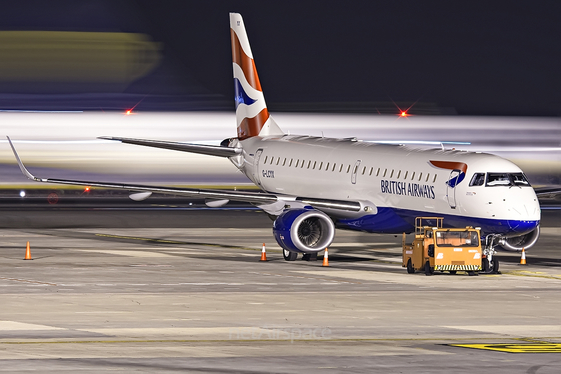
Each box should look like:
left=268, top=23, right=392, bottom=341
left=283, top=249, right=298, bottom=261
left=406, top=259, right=415, bottom=274
left=491, top=258, right=500, bottom=273
left=449, top=270, right=457, bottom=275
left=482, top=258, right=489, bottom=272
left=467, top=271, right=477, bottom=276
left=424, top=261, right=433, bottom=276
left=302, top=253, right=318, bottom=261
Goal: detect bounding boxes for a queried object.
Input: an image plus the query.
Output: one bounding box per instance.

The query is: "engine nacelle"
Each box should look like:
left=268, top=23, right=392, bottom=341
left=273, top=208, right=335, bottom=253
left=498, top=226, right=540, bottom=251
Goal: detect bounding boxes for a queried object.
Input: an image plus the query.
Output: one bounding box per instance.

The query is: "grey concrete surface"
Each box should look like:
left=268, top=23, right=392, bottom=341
left=0, top=208, right=560, bottom=373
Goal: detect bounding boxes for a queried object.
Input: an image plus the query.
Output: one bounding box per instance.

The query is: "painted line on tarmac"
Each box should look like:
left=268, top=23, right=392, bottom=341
left=0, top=277, right=57, bottom=286
left=94, top=233, right=270, bottom=252
left=2, top=337, right=560, bottom=345
left=503, top=270, right=561, bottom=281
left=449, top=343, right=561, bottom=353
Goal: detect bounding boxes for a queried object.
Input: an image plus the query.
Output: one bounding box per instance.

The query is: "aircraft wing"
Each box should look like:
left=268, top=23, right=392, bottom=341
left=8, top=137, right=363, bottom=212
left=98, top=136, right=240, bottom=157
left=534, top=186, right=561, bottom=199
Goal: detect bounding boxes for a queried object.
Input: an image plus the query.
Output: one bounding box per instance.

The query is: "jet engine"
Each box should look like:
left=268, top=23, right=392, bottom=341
left=498, top=226, right=540, bottom=251
left=273, top=208, right=335, bottom=253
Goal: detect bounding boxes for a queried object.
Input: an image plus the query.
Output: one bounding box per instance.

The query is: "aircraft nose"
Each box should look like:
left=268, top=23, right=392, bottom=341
left=507, top=219, right=539, bottom=233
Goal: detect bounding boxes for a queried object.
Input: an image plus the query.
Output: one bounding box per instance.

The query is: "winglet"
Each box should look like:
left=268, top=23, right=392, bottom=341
left=6, top=136, right=41, bottom=181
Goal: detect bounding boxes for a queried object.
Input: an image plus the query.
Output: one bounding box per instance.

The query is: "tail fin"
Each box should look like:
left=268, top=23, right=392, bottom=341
left=230, top=13, right=283, bottom=140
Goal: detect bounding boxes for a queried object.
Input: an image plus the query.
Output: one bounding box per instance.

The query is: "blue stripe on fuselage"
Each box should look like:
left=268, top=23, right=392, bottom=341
left=335, top=207, right=539, bottom=236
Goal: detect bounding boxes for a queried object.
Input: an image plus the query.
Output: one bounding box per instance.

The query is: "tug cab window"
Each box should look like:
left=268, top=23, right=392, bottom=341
left=486, top=172, right=531, bottom=187
left=436, top=230, right=479, bottom=247
left=469, top=173, right=485, bottom=186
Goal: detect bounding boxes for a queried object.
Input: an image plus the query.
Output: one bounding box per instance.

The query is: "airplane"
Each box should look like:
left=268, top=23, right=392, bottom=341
left=8, top=12, right=541, bottom=272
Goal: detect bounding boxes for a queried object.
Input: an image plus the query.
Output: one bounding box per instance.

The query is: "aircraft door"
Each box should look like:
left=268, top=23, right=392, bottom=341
left=253, top=149, right=263, bottom=187
left=446, top=170, right=460, bottom=209
left=351, top=160, right=361, bottom=184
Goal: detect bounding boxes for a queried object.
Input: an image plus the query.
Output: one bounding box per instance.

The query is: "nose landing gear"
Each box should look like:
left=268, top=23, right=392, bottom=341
left=482, top=235, right=501, bottom=274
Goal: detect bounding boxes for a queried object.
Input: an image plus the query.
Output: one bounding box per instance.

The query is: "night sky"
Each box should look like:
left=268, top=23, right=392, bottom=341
left=0, top=1, right=560, bottom=116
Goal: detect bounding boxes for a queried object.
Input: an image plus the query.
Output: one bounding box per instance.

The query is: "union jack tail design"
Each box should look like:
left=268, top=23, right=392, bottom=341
left=230, top=13, right=283, bottom=140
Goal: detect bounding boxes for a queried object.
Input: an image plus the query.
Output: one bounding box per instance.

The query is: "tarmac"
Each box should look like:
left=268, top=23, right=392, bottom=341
left=0, top=204, right=560, bottom=373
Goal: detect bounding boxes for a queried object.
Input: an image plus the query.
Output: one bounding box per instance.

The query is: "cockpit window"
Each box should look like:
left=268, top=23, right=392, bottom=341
left=469, top=173, right=485, bottom=186
left=510, top=173, right=531, bottom=186
left=486, top=172, right=531, bottom=187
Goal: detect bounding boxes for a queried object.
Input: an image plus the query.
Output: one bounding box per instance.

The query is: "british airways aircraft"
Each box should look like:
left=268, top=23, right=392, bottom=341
left=8, top=13, right=540, bottom=270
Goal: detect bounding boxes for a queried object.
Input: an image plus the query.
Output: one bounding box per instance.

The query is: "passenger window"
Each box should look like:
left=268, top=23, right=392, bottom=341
left=404, top=171, right=408, bottom=179
left=264, top=156, right=268, bottom=164
left=418, top=172, right=422, bottom=181
left=270, top=157, right=274, bottom=165
left=301, top=160, right=305, bottom=168
left=390, top=169, right=394, bottom=178
left=282, top=158, right=286, bottom=166
left=469, top=173, right=486, bottom=186
left=426, top=173, right=430, bottom=182
left=397, top=170, right=401, bottom=179
left=307, top=161, right=311, bottom=169
left=369, top=167, right=373, bottom=176
left=411, top=172, right=415, bottom=180
left=277, top=158, right=281, bottom=165
left=289, top=158, right=293, bottom=167
left=339, top=164, right=343, bottom=172
left=313, top=161, right=317, bottom=169
left=376, top=168, right=380, bottom=177
left=332, top=163, right=336, bottom=172
left=319, top=162, right=323, bottom=170
left=383, top=169, right=387, bottom=177
left=295, top=159, right=299, bottom=168
left=433, top=174, right=437, bottom=183
left=362, top=166, right=366, bottom=175
left=326, top=162, right=330, bottom=171
left=346, top=165, right=351, bottom=173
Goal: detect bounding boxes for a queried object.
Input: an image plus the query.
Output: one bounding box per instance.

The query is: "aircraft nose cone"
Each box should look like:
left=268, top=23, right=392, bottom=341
left=507, top=219, right=539, bottom=235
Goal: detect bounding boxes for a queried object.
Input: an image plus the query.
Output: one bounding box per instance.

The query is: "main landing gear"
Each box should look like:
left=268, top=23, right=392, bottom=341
left=283, top=249, right=298, bottom=261
left=282, top=249, right=318, bottom=261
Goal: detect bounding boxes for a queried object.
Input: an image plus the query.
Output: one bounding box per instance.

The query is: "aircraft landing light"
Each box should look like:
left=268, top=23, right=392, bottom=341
left=449, top=343, right=561, bottom=353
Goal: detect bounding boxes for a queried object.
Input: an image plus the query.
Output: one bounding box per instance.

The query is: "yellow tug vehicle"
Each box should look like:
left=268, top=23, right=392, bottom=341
left=402, top=217, right=482, bottom=276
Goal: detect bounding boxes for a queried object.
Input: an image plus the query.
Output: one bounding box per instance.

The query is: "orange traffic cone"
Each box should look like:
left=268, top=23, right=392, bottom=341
left=260, top=243, right=267, bottom=261
left=24, top=241, right=32, bottom=260
left=322, top=248, right=329, bottom=267
left=520, top=247, right=526, bottom=265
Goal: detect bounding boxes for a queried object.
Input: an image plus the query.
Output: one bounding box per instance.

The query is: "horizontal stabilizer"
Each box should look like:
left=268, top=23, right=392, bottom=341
left=99, top=136, right=241, bottom=158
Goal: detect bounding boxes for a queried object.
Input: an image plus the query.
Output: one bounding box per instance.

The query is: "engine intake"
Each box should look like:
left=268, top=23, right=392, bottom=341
left=498, top=226, right=540, bottom=251
left=273, top=209, right=335, bottom=253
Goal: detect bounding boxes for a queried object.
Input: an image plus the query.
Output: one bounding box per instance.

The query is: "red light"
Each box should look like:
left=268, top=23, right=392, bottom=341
left=125, top=109, right=132, bottom=115
left=401, top=111, right=407, bottom=117
left=84, top=187, right=90, bottom=192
